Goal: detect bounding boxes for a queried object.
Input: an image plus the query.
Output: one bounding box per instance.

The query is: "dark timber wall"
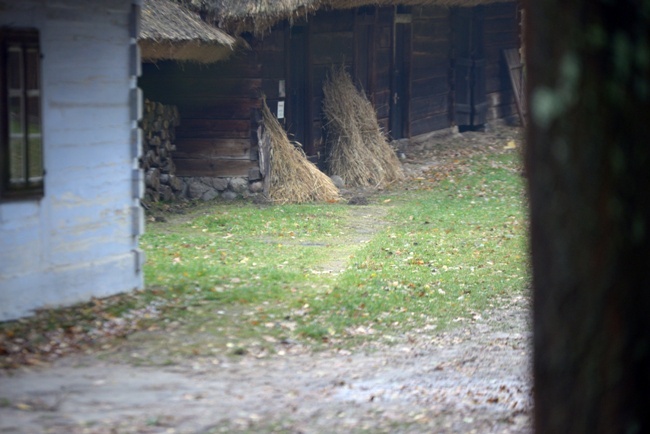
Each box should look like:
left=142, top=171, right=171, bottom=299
left=410, top=6, right=452, bottom=136
left=139, top=59, right=259, bottom=178
left=309, top=9, right=355, bottom=158
left=483, top=1, right=520, bottom=122
left=139, top=2, right=520, bottom=182
left=371, top=7, right=394, bottom=134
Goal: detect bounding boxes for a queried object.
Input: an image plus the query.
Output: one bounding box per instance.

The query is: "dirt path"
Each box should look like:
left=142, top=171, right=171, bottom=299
left=0, top=124, right=532, bottom=433
left=0, top=294, right=531, bottom=434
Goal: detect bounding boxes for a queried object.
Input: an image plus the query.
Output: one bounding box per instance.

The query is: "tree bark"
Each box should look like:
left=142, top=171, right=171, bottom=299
left=525, top=0, right=650, bottom=432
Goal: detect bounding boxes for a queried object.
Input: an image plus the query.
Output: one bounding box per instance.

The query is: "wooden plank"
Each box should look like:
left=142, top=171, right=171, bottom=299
left=141, top=56, right=261, bottom=80
left=415, top=5, right=448, bottom=19
left=176, top=119, right=252, bottom=139
left=261, top=78, right=282, bottom=99
left=179, top=99, right=259, bottom=120
left=486, top=103, right=516, bottom=121
left=141, top=77, right=262, bottom=100
left=483, top=1, right=518, bottom=18
left=487, top=90, right=514, bottom=106
left=410, top=113, right=450, bottom=136
left=257, top=52, right=286, bottom=78
left=484, top=16, right=519, bottom=33
left=375, top=57, right=391, bottom=92
left=260, top=28, right=285, bottom=51
left=412, top=21, right=450, bottom=41
left=411, top=36, right=450, bottom=55
left=484, top=30, right=519, bottom=46
left=378, top=25, right=392, bottom=48
left=502, top=48, right=527, bottom=125
left=411, top=76, right=448, bottom=97
left=175, top=158, right=257, bottom=177
left=374, top=90, right=391, bottom=118
left=411, top=54, right=449, bottom=80
left=312, top=32, right=354, bottom=65
left=175, top=138, right=252, bottom=159
left=311, top=9, right=354, bottom=33
left=410, top=93, right=448, bottom=120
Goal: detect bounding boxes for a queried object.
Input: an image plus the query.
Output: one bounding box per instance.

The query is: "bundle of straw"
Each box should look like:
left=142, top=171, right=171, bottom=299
left=261, top=98, right=341, bottom=204
left=323, top=65, right=404, bottom=188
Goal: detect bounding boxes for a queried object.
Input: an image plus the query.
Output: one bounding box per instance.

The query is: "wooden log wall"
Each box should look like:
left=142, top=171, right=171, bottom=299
left=256, top=26, right=286, bottom=151
left=310, top=9, right=355, bottom=158
left=137, top=2, right=521, bottom=186
left=410, top=6, right=453, bottom=136
left=372, top=7, right=395, bottom=135
left=139, top=54, right=268, bottom=179
left=140, top=99, right=184, bottom=202
left=483, top=2, right=521, bottom=122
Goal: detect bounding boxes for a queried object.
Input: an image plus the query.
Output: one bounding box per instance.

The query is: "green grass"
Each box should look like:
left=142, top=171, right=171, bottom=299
left=137, top=150, right=528, bottom=354
left=0, top=149, right=529, bottom=367
left=141, top=203, right=349, bottom=307
left=306, top=152, right=528, bottom=341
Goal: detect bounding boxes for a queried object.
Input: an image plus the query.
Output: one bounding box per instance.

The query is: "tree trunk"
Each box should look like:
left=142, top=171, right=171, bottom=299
left=525, top=0, right=650, bottom=432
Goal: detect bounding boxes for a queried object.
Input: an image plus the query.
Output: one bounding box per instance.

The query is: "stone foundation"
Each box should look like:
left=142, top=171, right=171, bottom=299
left=178, top=176, right=264, bottom=201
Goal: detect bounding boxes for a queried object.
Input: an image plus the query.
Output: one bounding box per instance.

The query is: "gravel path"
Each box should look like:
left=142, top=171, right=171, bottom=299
left=0, top=294, right=531, bottom=434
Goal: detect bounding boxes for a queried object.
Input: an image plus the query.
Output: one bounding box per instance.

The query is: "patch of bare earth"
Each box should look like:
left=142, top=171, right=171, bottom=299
left=0, top=124, right=532, bottom=433
left=0, top=297, right=531, bottom=434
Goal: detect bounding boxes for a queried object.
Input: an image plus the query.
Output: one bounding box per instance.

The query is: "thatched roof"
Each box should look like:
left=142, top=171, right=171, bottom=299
left=139, top=0, right=237, bottom=63
left=187, top=0, right=515, bottom=34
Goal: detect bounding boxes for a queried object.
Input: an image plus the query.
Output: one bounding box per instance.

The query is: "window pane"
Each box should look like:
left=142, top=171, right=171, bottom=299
left=27, top=136, right=43, bottom=184
left=9, top=137, right=25, bottom=186
left=8, top=96, right=26, bottom=186
left=27, top=96, right=43, bottom=183
left=2, top=31, right=42, bottom=196
left=26, top=95, right=40, bottom=133
left=7, top=47, right=23, bottom=90
left=26, top=48, right=39, bottom=90
left=8, top=96, right=24, bottom=136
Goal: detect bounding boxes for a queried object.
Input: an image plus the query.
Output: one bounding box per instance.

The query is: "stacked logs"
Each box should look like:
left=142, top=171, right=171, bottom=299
left=140, top=99, right=185, bottom=202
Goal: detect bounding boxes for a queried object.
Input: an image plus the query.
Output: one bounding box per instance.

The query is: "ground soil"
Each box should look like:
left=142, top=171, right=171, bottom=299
left=0, top=124, right=532, bottom=434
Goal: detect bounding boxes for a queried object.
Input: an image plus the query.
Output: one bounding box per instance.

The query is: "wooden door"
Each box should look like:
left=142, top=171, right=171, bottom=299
left=452, top=6, right=487, bottom=128
left=286, top=25, right=312, bottom=153
left=390, top=11, right=411, bottom=140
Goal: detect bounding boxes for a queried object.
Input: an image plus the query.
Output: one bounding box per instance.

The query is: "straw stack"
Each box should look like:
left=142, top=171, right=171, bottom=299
left=261, top=98, right=341, bottom=204
left=323, top=65, right=404, bottom=188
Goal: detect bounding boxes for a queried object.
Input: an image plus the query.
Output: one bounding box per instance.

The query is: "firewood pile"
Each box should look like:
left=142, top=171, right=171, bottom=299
left=140, top=99, right=185, bottom=203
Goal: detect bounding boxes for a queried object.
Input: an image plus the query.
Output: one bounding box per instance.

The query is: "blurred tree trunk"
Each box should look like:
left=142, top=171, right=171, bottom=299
left=525, top=0, right=650, bottom=432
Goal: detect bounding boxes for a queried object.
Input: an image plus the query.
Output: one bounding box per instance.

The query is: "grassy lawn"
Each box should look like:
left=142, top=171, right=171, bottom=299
left=134, top=149, right=528, bottom=358
left=0, top=148, right=529, bottom=367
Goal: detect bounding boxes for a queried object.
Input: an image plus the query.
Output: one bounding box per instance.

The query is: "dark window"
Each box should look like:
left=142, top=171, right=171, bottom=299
left=1, top=29, right=43, bottom=200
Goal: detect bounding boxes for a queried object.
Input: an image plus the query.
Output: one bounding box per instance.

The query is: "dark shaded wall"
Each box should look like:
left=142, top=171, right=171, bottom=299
left=139, top=2, right=521, bottom=180
left=483, top=1, right=521, bottom=122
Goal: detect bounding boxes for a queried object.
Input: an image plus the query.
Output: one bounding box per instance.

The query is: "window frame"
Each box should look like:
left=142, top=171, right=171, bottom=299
left=0, top=28, right=44, bottom=201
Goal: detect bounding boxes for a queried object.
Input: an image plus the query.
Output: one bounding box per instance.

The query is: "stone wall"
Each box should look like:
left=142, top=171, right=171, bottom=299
left=180, top=176, right=264, bottom=201
left=141, top=99, right=265, bottom=203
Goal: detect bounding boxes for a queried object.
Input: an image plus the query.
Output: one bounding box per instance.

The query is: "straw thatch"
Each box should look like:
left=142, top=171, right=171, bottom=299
left=140, top=0, right=237, bottom=63
left=190, top=0, right=515, bottom=34
left=323, top=66, right=404, bottom=188
left=261, top=99, right=341, bottom=204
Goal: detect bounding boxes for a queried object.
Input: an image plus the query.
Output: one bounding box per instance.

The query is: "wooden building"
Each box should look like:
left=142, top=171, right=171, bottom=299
left=139, top=0, right=522, bottom=194
left=0, top=0, right=143, bottom=320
